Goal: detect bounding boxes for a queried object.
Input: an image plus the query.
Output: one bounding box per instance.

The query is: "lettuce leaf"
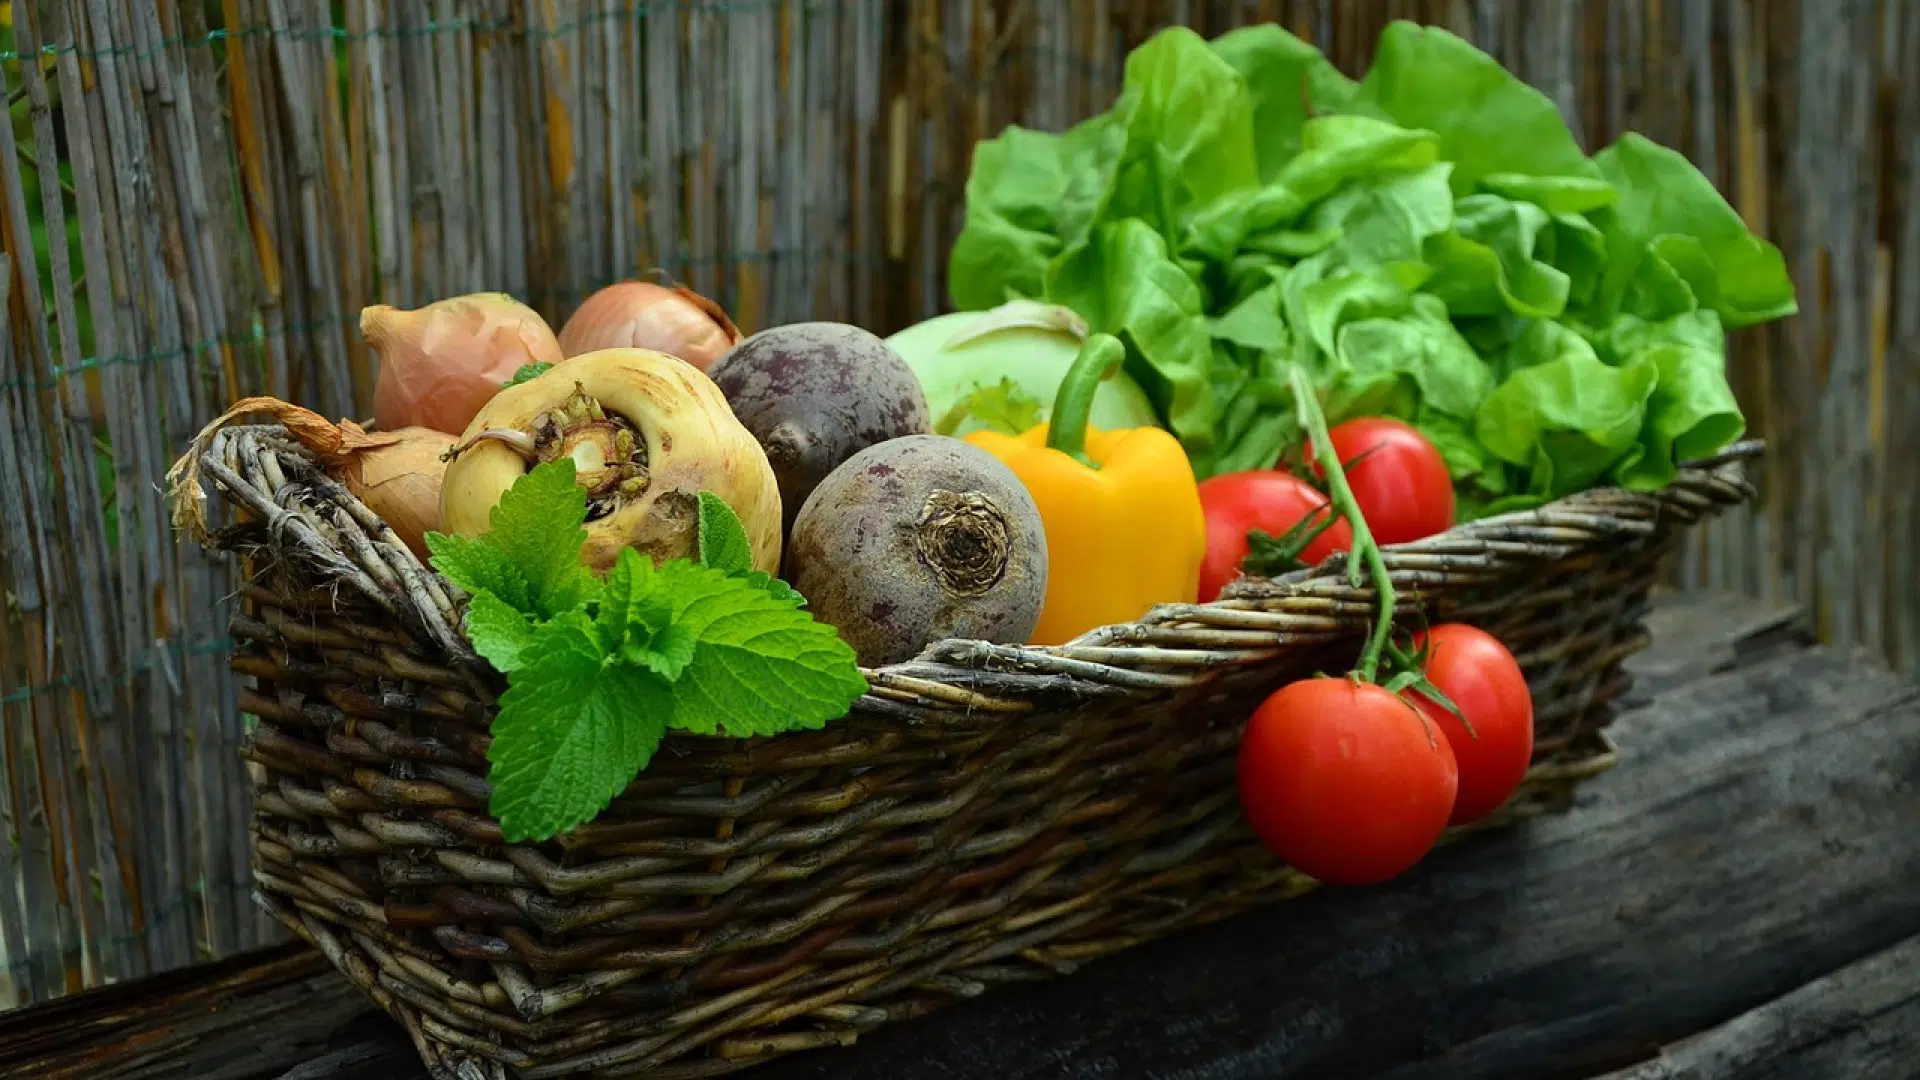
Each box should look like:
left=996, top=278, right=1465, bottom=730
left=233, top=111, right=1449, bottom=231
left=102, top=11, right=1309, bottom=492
left=1474, top=334, right=1658, bottom=508
left=1590, top=133, right=1797, bottom=330
left=1348, top=21, right=1602, bottom=196
left=945, top=19, right=1796, bottom=503
left=948, top=122, right=1101, bottom=310
left=1423, top=194, right=1572, bottom=318
left=1048, top=219, right=1221, bottom=463
left=1208, top=23, right=1359, bottom=180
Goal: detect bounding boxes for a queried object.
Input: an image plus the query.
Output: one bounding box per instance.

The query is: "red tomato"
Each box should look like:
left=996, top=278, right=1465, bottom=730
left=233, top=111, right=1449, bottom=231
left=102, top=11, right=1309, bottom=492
left=1196, top=471, right=1354, bottom=602
left=1306, top=417, right=1454, bottom=546
left=1409, top=624, right=1536, bottom=826
left=1236, top=678, right=1458, bottom=886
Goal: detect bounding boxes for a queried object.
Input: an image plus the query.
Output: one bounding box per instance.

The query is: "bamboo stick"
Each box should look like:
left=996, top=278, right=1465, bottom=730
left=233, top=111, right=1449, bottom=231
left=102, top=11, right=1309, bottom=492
left=10, top=0, right=139, bottom=986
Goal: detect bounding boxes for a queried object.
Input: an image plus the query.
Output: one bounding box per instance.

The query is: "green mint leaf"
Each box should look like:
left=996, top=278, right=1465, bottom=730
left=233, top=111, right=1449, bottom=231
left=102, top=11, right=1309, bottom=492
left=485, top=611, right=671, bottom=843
left=740, top=570, right=806, bottom=609
left=596, top=549, right=698, bottom=680
left=426, top=531, right=533, bottom=612
left=621, top=623, right=698, bottom=681
left=465, top=592, right=542, bottom=672
left=595, top=548, right=673, bottom=652
left=486, top=460, right=600, bottom=617
left=505, top=362, right=554, bottom=387
left=645, top=561, right=867, bottom=737
left=696, top=491, right=755, bottom=575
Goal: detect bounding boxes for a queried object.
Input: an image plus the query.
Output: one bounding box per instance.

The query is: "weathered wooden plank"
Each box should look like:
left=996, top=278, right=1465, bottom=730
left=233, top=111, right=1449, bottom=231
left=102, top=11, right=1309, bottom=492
left=744, top=608, right=1920, bottom=1080
left=10, top=594, right=1918, bottom=1080
left=1612, top=590, right=1812, bottom=703
left=268, top=1023, right=422, bottom=1080
left=0, top=0, right=1914, bottom=1017
left=1593, top=933, right=1920, bottom=1080
left=0, top=944, right=362, bottom=1080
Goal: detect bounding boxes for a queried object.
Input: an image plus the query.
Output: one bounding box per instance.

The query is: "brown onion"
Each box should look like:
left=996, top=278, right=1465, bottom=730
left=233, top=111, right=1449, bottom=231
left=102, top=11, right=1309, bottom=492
left=341, top=427, right=455, bottom=559
left=166, top=396, right=448, bottom=561
left=556, top=281, right=742, bottom=371
left=365, top=293, right=565, bottom=436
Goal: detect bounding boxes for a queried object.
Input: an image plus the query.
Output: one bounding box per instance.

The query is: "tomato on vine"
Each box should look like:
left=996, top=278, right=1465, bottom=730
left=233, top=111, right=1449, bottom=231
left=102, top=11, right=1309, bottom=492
left=1230, top=371, right=1465, bottom=886
left=1407, top=624, right=1535, bottom=826
left=1196, top=470, right=1353, bottom=602
left=1305, top=417, right=1454, bottom=546
left=1237, top=678, right=1458, bottom=885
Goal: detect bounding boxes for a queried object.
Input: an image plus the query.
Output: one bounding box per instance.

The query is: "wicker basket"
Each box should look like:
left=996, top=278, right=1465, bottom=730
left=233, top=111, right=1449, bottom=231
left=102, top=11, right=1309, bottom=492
left=177, top=422, right=1760, bottom=1079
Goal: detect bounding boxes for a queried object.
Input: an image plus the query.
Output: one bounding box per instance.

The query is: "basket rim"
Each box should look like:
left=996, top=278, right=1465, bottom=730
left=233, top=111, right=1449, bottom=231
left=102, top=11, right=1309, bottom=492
left=177, top=426, right=1762, bottom=718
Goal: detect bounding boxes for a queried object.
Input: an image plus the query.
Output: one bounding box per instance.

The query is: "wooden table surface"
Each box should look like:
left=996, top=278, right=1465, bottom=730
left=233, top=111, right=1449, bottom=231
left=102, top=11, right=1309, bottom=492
left=4, top=592, right=1916, bottom=1080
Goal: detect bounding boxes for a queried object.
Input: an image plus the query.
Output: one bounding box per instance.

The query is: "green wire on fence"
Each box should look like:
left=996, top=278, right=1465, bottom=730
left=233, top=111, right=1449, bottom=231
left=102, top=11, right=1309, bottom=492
left=0, top=0, right=874, bottom=64
left=0, top=249, right=874, bottom=394
left=4, top=877, right=261, bottom=989
left=0, top=635, right=235, bottom=707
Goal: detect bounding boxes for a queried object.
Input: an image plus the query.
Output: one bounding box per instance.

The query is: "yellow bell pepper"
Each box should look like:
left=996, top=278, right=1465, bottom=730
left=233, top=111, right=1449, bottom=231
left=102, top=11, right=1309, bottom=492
left=965, top=333, right=1205, bottom=645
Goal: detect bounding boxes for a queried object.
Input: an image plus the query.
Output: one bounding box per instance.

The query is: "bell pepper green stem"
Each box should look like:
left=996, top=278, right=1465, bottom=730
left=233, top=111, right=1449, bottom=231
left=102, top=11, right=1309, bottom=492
left=1286, top=365, right=1394, bottom=684
left=1046, top=333, right=1126, bottom=468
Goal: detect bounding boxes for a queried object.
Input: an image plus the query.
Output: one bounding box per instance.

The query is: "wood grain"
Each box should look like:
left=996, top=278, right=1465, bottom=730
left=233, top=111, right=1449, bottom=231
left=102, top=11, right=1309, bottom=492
left=6, top=593, right=1916, bottom=1080
left=1593, top=933, right=1920, bottom=1080
left=0, top=943, right=357, bottom=1080
left=0, top=0, right=1913, bottom=1008
left=743, top=597, right=1920, bottom=1080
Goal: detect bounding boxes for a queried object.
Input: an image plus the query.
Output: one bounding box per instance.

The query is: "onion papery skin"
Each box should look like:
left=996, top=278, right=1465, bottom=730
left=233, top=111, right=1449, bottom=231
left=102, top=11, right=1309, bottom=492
left=556, top=281, right=742, bottom=372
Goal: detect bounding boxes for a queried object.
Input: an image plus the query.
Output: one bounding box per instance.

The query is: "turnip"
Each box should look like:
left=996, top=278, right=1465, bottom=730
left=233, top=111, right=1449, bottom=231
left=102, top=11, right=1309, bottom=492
left=707, top=322, right=931, bottom=535
left=439, top=348, right=783, bottom=574
left=785, top=435, right=1048, bottom=667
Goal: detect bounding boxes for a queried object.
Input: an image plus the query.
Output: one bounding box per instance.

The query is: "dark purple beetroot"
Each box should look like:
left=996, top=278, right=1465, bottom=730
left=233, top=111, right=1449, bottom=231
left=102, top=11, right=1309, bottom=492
left=786, top=435, right=1047, bottom=667
left=708, top=322, right=931, bottom=535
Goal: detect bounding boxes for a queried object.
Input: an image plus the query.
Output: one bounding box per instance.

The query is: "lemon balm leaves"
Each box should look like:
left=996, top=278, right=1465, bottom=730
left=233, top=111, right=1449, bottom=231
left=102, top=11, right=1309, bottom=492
left=596, top=550, right=864, bottom=739
left=464, top=592, right=542, bottom=673
left=426, top=465, right=867, bottom=844
left=426, top=460, right=598, bottom=618
left=481, top=555, right=865, bottom=840
left=595, top=547, right=674, bottom=652
left=696, top=490, right=755, bottom=575
left=425, top=532, right=532, bottom=612
left=646, top=561, right=869, bottom=738
left=505, top=362, right=554, bottom=387
left=482, top=461, right=600, bottom=617
left=484, top=611, right=674, bottom=842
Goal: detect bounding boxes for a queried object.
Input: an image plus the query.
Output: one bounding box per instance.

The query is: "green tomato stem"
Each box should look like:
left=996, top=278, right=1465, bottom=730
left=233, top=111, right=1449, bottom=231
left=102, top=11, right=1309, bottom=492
left=1045, top=332, right=1126, bottom=467
left=1286, top=365, right=1394, bottom=684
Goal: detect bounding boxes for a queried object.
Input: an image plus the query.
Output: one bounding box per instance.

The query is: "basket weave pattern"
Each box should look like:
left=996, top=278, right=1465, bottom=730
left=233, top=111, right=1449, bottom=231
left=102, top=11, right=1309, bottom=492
left=192, top=423, right=1759, bottom=1079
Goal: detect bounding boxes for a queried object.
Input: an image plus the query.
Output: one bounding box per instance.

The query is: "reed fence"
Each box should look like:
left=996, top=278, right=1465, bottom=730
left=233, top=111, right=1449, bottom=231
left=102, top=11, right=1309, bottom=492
left=0, top=0, right=1912, bottom=1011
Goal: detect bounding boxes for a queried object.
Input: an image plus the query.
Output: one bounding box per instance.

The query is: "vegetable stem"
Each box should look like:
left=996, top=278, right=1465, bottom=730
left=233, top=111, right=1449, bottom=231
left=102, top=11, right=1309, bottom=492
left=1045, top=333, right=1127, bottom=468
left=1287, top=365, right=1395, bottom=683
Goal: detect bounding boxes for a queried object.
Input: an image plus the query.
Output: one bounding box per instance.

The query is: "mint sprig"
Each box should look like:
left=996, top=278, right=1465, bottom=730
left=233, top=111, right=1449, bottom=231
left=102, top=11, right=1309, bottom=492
left=428, top=460, right=595, bottom=617
left=696, top=488, right=804, bottom=606
left=425, top=461, right=866, bottom=843
left=696, top=490, right=756, bottom=574
left=485, top=610, right=674, bottom=839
